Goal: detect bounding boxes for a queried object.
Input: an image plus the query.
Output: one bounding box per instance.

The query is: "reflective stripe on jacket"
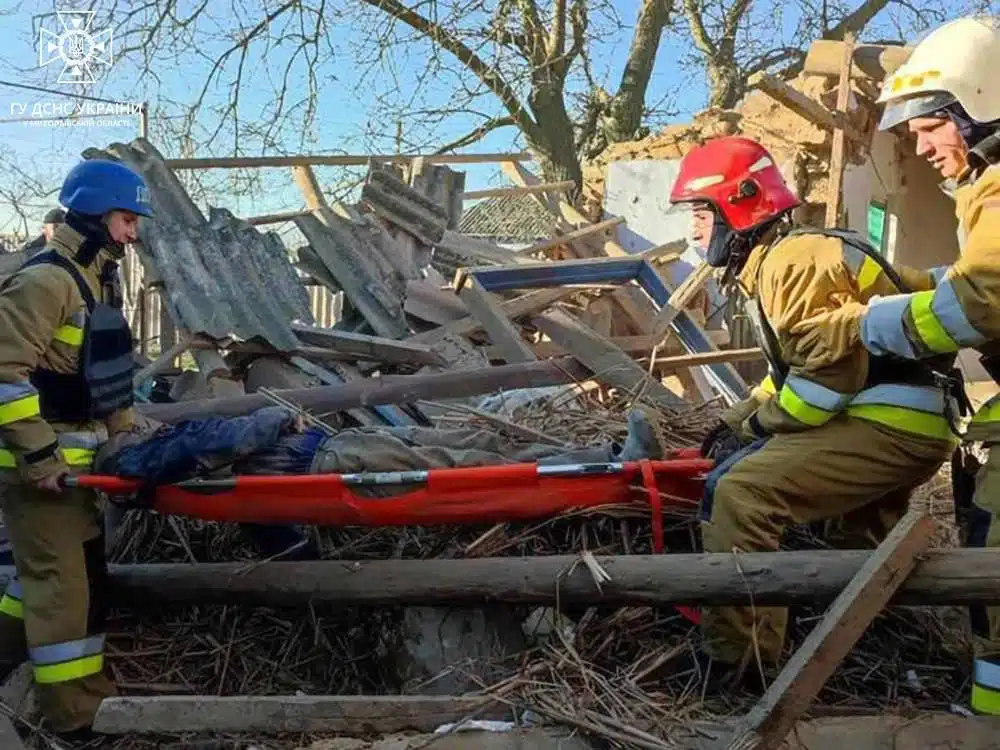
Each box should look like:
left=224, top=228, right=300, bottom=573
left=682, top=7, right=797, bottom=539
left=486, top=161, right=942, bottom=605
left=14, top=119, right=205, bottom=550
left=858, top=165, right=1000, bottom=442
left=736, top=229, right=953, bottom=443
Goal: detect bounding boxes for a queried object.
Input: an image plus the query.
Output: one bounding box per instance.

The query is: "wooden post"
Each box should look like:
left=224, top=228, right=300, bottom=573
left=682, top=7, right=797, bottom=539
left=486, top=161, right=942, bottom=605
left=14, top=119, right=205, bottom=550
left=292, top=165, right=330, bottom=211
left=717, top=510, right=938, bottom=750
left=458, top=277, right=537, bottom=364
left=825, top=33, right=856, bottom=229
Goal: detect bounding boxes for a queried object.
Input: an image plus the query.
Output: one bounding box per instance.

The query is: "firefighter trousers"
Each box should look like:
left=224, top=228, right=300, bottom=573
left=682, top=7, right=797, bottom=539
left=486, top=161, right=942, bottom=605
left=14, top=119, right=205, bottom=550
left=0, top=483, right=115, bottom=733
left=700, top=415, right=953, bottom=667
left=967, top=444, right=1000, bottom=713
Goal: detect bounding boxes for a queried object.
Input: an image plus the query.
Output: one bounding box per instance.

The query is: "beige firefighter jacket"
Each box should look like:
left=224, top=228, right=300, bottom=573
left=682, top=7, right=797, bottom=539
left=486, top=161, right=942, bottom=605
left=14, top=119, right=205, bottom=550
left=724, top=228, right=951, bottom=443
left=0, top=224, right=133, bottom=482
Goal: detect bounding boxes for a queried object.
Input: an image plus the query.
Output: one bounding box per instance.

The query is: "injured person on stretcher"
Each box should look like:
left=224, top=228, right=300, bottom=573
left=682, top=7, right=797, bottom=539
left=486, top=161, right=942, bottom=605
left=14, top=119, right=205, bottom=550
left=91, top=405, right=667, bottom=489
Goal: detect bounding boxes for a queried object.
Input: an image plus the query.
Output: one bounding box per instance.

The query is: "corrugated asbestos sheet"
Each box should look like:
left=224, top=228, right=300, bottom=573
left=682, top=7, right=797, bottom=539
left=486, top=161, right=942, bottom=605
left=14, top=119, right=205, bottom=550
left=81, top=138, right=313, bottom=351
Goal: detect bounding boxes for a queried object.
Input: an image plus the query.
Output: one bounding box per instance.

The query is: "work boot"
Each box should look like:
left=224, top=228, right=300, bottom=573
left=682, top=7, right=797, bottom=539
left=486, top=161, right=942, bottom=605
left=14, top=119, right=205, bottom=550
left=619, top=409, right=666, bottom=461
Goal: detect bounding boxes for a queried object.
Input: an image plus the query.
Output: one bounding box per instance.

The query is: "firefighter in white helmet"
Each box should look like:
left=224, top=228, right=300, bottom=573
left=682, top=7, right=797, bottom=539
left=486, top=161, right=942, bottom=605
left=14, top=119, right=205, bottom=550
left=856, top=15, right=1000, bottom=714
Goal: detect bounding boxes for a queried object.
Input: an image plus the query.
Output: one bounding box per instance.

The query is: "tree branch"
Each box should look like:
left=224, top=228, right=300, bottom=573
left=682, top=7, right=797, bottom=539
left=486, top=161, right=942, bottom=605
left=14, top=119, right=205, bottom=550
left=362, top=0, right=538, bottom=135
left=682, top=0, right=716, bottom=57
left=432, top=116, right=517, bottom=154
left=823, top=0, right=891, bottom=41
left=549, top=0, right=567, bottom=59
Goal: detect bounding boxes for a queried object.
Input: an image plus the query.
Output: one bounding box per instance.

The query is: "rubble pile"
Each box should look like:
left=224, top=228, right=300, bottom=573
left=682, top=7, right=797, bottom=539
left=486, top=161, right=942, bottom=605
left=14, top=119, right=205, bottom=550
left=0, top=115, right=967, bottom=750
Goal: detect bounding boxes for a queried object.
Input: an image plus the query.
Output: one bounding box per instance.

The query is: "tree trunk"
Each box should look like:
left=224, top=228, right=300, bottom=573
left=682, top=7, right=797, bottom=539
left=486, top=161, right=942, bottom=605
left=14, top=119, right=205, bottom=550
left=707, top=59, right=744, bottom=109
left=526, top=78, right=584, bottom=186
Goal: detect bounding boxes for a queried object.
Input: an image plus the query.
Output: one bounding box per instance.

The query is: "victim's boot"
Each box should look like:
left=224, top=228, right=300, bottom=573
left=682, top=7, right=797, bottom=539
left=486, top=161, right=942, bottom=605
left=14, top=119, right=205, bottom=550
left=537, top=409, right=666, bottom=466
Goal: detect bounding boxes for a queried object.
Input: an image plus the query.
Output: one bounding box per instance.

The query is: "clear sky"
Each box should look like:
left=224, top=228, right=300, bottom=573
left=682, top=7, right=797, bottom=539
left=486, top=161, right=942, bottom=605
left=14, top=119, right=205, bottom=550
left=0, top=1, right=983, bottom=239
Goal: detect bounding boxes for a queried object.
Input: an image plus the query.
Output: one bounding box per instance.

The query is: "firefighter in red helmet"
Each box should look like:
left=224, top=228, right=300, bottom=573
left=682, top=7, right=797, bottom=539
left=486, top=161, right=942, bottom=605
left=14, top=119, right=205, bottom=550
left=669, top=136, right=958, bottom=685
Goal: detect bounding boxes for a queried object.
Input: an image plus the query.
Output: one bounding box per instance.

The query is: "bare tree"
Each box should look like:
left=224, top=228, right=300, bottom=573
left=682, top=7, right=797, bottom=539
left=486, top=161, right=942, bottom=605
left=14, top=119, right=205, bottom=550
left=680, top=0, right=951, bottom=110
left=98, top=0, right=679, bottom=187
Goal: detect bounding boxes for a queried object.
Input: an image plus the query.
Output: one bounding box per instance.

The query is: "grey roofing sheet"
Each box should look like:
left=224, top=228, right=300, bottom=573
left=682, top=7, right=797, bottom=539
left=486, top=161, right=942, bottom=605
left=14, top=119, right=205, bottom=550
left=458, top=194, right=555, bottom=241
left=81, top=138, right=313, bottom=351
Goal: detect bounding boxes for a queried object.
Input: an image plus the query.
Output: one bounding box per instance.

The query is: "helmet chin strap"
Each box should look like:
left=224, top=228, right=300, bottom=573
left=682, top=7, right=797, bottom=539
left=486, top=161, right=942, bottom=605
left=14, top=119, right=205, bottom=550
left=65, top=209, right=125, bottom=266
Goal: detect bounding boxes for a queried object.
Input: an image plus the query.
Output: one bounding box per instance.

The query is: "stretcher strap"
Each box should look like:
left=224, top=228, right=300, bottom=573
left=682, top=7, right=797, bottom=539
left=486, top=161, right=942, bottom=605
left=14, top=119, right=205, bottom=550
left=639, top=459, right=663, bottom=554
left=639, top=458, right=702, bottom=626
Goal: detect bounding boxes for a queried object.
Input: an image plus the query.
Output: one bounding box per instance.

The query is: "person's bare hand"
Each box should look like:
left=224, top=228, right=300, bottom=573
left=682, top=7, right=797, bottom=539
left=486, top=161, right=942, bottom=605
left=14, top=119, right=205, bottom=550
left=34, top=471, right=68, bottom=493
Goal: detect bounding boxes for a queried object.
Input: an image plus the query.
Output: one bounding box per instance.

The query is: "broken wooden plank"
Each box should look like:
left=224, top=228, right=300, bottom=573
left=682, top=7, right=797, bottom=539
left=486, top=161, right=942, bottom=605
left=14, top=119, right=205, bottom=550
left=140, top=356, right=593, bottom=422
left=166, top=153, right=533, bottom=169
left=291, top=165, right=330, bottom=211
left=408, top=286, right=584, bottom=345
left=291, top=323, right=446, bottom=367
left=13, top=549, right=1000, bottom=610
left=508, top=340, right=762, bottom=365
left=514, top=217, right=627, bottom=257
left=246, top=209, right=311, bottom=226
left=134, top=335, right=196, bottom=387
left=748, top=73, right=866, bottom=144
left=459, top=277, right=536, bottom=364
left=650, top=262, right=714, bottom=343
left=462, top=180, right=575, bottom=201
left=534, top=309, right=686, bottom=410
left=294, top=211, right=409, bottom=339
left=825, top=34, right=856, bottom=229
left=289, top=356, right=417, bottom=427
left=803, top=40, right=912, bottom=82
left=718, top=510, right=938, bottom=750
left=404, top=279, right=469, bottom=325
left=93, top=695, right=505, bottom=735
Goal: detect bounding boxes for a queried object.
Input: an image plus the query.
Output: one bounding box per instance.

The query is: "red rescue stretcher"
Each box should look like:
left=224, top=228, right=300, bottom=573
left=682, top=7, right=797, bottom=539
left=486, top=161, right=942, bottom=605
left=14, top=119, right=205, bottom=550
left=68, top=448, right=712, bottom=624
left=66, top=448, right=712, bottom=555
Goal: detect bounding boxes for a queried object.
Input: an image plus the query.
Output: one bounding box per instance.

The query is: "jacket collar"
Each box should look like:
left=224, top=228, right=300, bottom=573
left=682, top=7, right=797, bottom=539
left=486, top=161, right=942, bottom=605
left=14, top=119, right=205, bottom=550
left=46, top=224, right=114, bottom=272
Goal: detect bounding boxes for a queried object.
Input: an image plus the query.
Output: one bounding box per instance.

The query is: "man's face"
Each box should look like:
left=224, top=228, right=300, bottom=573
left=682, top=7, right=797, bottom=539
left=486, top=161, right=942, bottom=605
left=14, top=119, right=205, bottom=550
left=42, top=223, right=57, bottom=241
left=908, top=116, right=969, bottom=179
left=690, top=205, right=716, bottom=250
left=105, top=210, right=139, bottom=244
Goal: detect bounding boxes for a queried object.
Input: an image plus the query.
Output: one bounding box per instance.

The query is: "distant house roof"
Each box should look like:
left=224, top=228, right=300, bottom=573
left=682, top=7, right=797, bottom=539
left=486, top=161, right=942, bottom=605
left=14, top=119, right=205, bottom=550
left=458, top=194, right=555, bottom=242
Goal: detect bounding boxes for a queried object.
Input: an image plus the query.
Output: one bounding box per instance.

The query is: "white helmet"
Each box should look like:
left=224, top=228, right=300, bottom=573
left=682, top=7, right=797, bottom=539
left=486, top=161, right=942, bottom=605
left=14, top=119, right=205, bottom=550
left=878, top=15, right=1000, bottom=131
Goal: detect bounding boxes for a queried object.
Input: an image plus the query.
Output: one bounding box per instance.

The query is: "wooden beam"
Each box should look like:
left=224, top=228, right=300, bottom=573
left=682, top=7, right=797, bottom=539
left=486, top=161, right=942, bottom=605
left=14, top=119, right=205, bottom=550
left=139, top=356, right=593, bottom=422
left=803, top=40, right=912, bottom=82
left=245, top=209, right=312, bottom=226
left=291, top=323, right=447, bottom=367
left=165, top=153, right=533, bottom=170
left=462, top=180, right=576, bottom=200
left=133, top=335, right=195, bottom=387
left=93, top=695, right=504, bottom=735
left=508, top=340, right=763, bottom=365
left=719, top=511, right=938, bottom=750
left=825, top=34, right=856, bottom=229
left=650, top=262, right=714, bottom=343
left=291, top=165, right=330, bottom=211
left=404, top=279, right=469, bottom=325
left=514, top=217, right=627, bottom=257
left=9, top=549, right=1000, bottom=610
left=408, top=286, right=584, bottom=345
left=748, top=73, right=866, bottom=144
left=458, top=277, right=537, bottom=364
left=534, top=309, right=687, bottom=410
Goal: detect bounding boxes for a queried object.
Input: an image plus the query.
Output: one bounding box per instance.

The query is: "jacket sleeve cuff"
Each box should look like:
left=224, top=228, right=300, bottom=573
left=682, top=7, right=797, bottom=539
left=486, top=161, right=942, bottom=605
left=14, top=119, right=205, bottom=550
left=15, top=441, right=68, bottom=483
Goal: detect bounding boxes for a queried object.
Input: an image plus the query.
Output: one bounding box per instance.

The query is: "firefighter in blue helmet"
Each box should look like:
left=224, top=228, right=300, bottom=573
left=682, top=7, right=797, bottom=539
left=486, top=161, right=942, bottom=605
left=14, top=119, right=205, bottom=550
left=0, top=159, right=152, bottom=738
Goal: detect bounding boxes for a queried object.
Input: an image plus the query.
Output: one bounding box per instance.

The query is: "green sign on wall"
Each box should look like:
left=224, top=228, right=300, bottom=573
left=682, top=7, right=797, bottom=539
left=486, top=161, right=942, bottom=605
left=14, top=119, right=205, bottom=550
left=867, top=201, right=887, bottom=255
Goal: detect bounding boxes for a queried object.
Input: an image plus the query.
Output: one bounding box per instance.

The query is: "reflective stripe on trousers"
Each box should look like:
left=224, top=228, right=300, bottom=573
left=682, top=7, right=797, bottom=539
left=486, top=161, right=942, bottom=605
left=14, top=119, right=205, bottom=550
left=0, top=578, right=23, bottom=620
left=29, top=634, right=105, bottom=684
left=846, top=384, right=955, bottom=441
left=972, top=658, right=1000, bottom=714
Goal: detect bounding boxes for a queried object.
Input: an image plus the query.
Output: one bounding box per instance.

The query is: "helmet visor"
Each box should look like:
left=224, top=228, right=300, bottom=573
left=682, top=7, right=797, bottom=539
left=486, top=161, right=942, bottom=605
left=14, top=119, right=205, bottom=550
left=878, top=91, right=956, bottom=131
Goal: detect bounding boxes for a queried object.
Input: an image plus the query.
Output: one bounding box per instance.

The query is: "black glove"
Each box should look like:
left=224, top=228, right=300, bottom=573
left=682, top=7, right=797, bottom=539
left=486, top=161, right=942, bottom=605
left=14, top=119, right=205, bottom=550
left=700, top=421, right=744, bottom=461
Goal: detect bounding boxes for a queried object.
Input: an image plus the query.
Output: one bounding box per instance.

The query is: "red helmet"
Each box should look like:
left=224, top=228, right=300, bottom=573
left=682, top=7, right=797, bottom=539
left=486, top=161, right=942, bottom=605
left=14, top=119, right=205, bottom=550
left=669, top=136, right=801, bottom=232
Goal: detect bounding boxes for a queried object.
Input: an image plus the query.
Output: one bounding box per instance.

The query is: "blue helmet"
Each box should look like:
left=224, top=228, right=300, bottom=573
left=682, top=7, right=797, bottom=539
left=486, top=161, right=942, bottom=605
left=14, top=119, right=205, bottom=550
left=59, top=159, right=154, bottom=218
